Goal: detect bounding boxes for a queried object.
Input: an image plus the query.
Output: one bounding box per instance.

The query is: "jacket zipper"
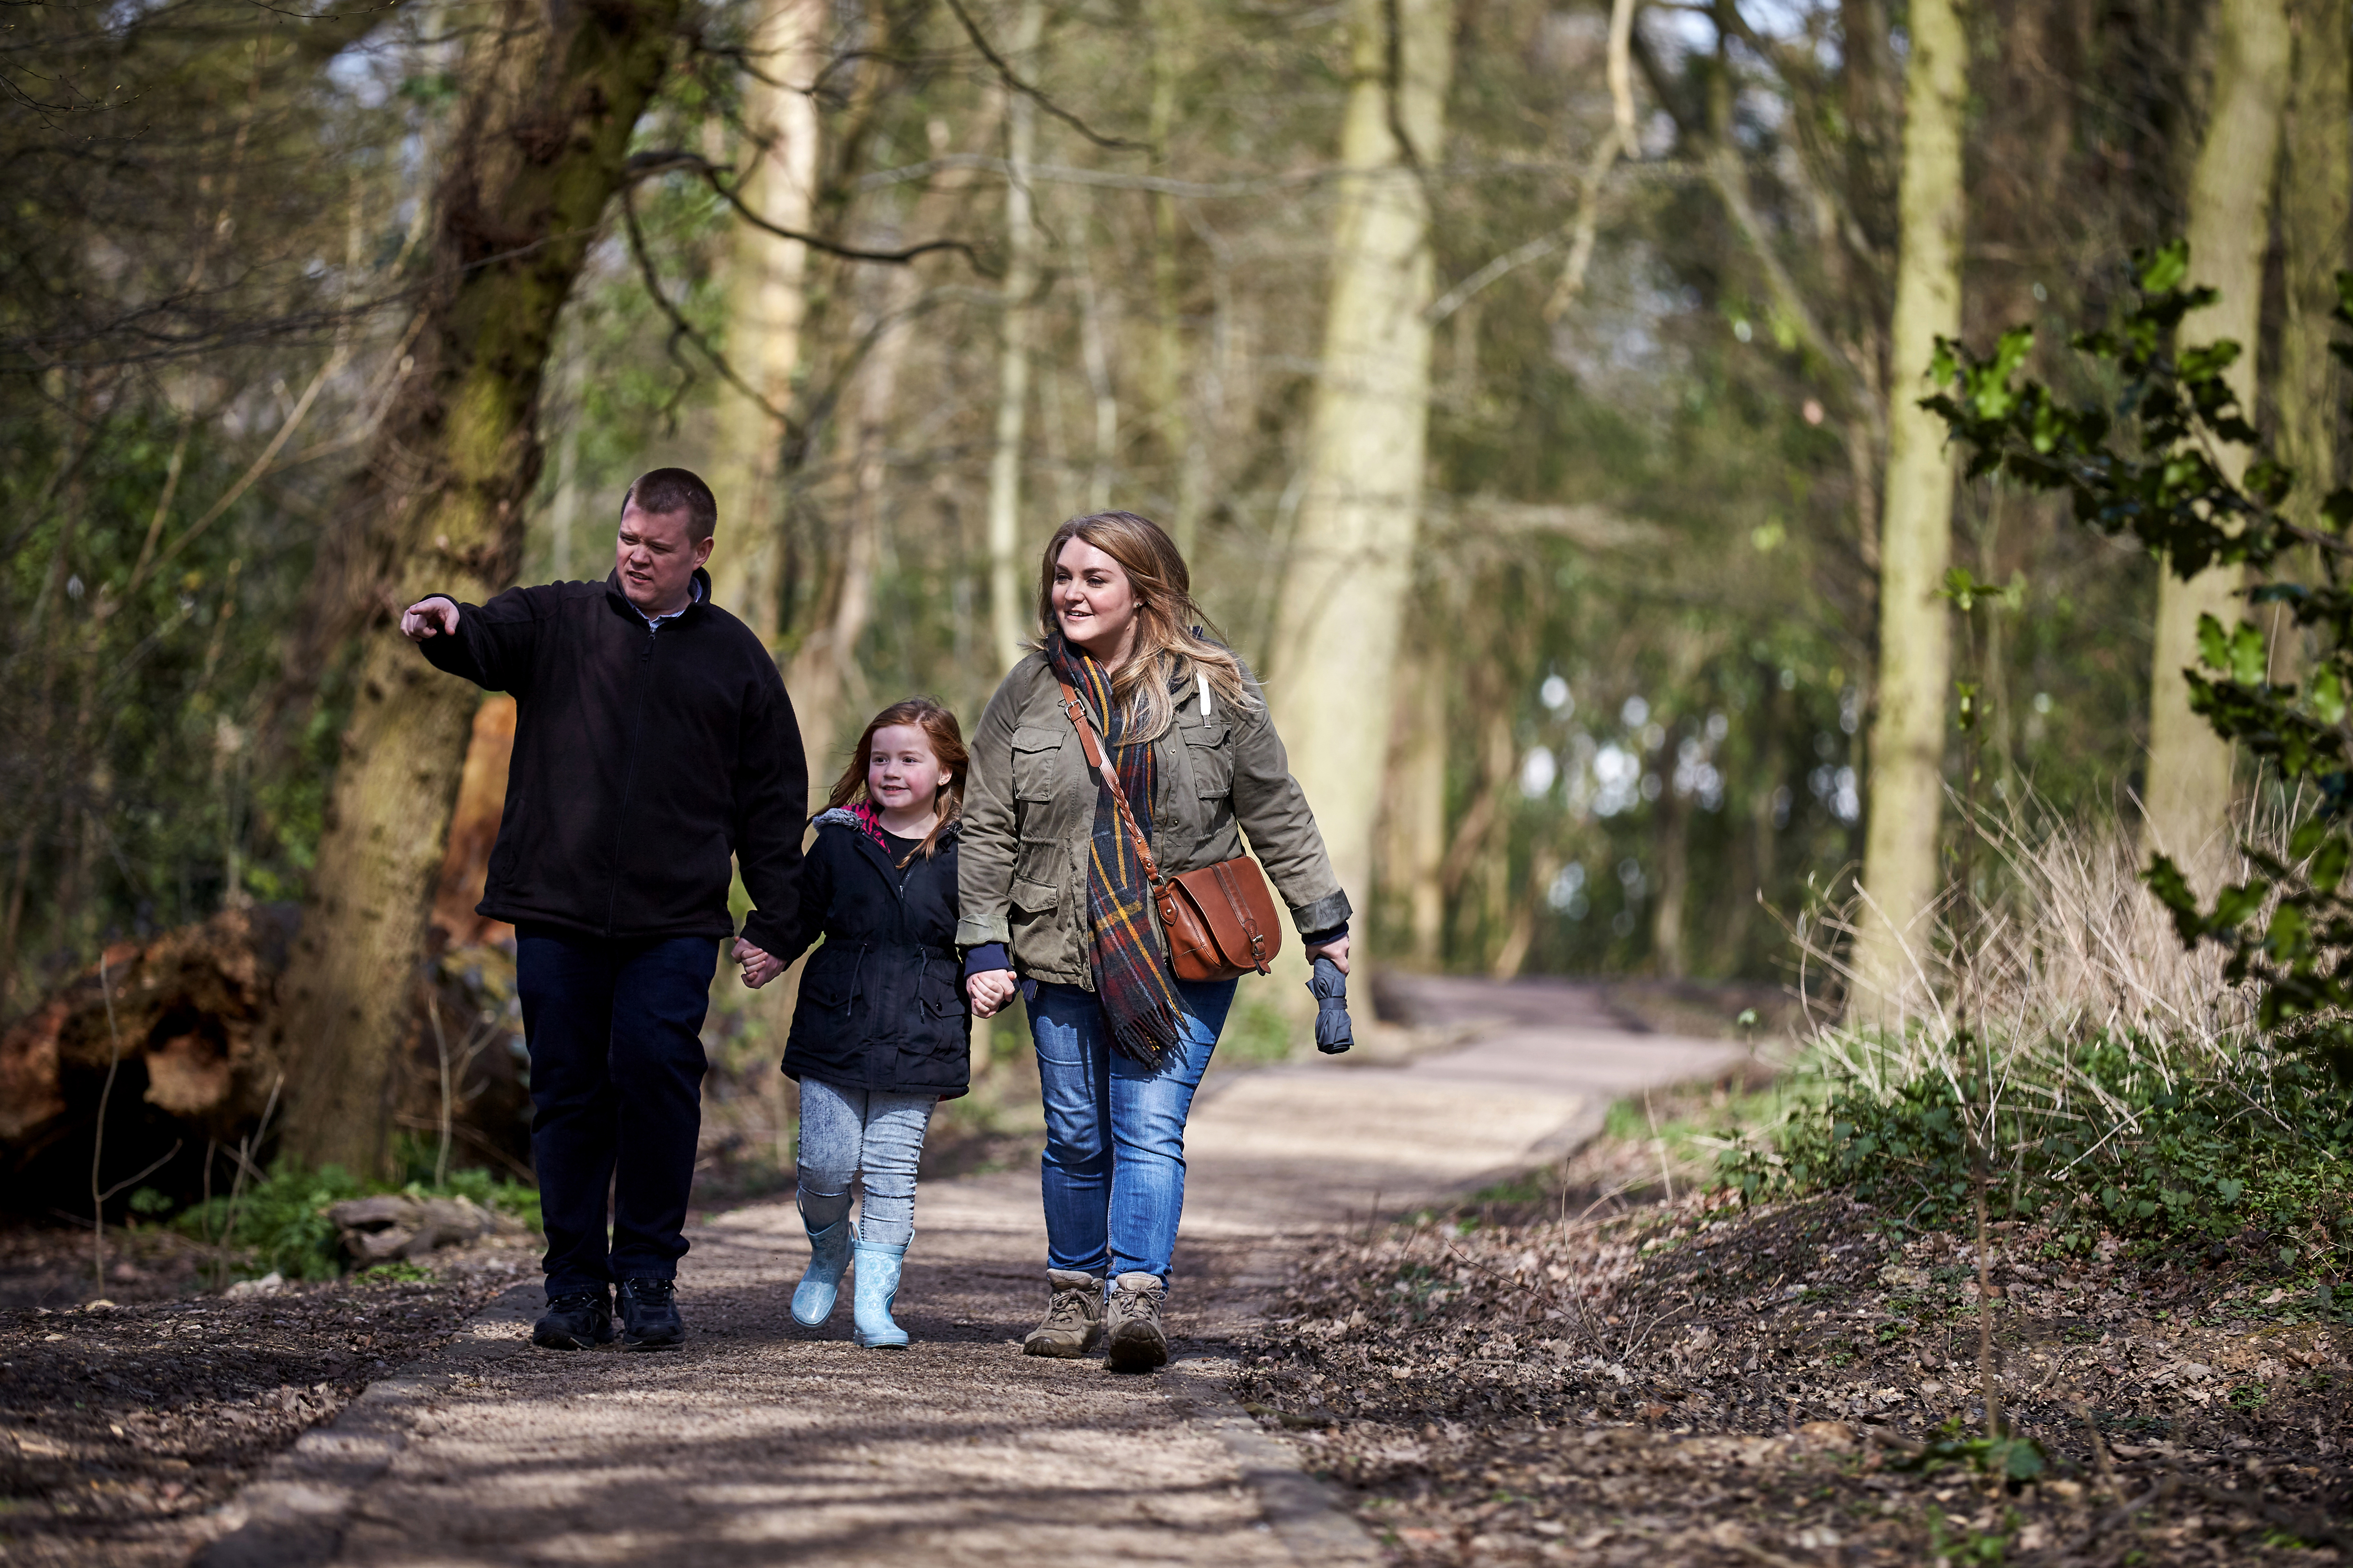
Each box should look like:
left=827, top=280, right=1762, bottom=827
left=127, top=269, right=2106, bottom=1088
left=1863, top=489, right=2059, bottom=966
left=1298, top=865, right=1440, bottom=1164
left=601, top=617, right=662, bottom=935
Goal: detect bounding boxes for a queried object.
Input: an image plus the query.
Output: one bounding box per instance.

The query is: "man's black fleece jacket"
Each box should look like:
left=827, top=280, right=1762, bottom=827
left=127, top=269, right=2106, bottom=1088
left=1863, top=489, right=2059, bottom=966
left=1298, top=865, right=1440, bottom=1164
left=415, top=569, right=808, bottom=956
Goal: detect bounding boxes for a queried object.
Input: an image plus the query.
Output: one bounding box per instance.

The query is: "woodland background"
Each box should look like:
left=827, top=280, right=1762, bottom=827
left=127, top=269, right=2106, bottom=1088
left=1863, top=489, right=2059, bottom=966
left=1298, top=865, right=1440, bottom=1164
left=1, top=0, right=2346, bottom=1206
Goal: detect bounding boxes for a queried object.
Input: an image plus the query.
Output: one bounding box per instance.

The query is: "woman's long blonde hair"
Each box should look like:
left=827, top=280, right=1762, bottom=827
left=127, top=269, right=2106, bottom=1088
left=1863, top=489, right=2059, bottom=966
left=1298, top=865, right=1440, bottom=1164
left=1033, top=511, right=1257, bottom=742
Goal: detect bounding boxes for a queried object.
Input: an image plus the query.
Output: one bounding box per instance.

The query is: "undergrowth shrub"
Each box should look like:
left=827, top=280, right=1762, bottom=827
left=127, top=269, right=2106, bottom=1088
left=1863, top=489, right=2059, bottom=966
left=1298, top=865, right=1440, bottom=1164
left=167, top=1157, right=540, bottom=1282
left=1729, top=801, right=2353, bottom=1276
left=1727, top=1044, right=2352, bottom=1270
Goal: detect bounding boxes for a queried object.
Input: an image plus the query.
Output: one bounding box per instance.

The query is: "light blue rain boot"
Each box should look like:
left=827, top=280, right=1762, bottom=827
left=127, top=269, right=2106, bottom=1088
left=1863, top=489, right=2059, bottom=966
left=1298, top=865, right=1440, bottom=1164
left=791, top=1206, right=855, bottom=1328
left=850, top=1239, right=911, bottom=1348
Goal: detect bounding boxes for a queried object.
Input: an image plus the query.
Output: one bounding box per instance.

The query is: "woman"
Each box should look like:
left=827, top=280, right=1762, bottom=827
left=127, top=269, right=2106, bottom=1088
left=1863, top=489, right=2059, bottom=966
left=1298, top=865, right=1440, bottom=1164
left=959, top=511, right=1350, bottom=1372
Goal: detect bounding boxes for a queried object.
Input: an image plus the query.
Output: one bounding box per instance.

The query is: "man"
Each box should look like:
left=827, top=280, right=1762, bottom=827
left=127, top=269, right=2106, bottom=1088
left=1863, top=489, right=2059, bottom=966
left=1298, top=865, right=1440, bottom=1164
left=401, top=468, right=805, bottom=1351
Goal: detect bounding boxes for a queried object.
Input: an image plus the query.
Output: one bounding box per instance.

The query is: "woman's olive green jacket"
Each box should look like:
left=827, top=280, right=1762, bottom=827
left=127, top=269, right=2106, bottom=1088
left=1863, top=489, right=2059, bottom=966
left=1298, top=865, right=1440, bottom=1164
left=955, top=651, right=1351, bottom=989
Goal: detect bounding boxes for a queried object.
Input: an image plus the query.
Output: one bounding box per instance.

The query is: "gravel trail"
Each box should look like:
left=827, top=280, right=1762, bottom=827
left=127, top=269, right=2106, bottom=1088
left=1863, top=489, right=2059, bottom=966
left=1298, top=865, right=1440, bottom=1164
left=205, top=986, right=1743, bottom=1566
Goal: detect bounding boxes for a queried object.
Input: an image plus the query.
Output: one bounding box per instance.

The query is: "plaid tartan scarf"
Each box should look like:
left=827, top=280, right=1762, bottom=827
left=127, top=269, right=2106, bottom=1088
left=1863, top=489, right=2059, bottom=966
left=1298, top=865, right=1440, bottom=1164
left=1046, top=633, right=1187, bottom=1069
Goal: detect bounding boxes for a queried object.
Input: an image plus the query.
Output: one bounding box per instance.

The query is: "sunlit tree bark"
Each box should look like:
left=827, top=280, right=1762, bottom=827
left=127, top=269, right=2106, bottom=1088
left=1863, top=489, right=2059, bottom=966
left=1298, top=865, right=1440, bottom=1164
left=705, top=0, right=823, bottom=643
left=1850, top=0, right=1966, bottom=1023
left=273, top=0, right=686, bottom=1177
left=2143, top=0, right=2290, bottom=877
left=1266, top=0, right=1454, bottom=957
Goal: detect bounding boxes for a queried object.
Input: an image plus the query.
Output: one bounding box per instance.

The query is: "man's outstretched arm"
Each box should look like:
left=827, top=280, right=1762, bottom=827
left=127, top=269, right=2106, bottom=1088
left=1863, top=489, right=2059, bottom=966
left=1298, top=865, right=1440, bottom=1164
left=400, top=588, right=547, bottom=693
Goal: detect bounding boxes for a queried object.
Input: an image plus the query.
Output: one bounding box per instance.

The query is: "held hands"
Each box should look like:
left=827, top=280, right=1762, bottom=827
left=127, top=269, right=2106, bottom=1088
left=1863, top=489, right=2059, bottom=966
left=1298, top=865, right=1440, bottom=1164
left=966, top=967, right=1017, bottom=1019
left=399, top=598, right=459, bottom=641
left=733, top=937, right=785, bottom=989
left=1304, top=935, right=1352, bottom=975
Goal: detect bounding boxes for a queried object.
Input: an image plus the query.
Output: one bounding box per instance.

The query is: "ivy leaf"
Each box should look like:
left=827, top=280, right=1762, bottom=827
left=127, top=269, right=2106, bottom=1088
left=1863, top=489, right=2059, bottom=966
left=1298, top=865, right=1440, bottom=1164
left=2313, top=667, right=2347, bottom=725
left=2197, top=614, right=2231, bottom=673
left=2230, top=621, right=2269, bottom=687
left=2139, top=240, right=2190, bottom=294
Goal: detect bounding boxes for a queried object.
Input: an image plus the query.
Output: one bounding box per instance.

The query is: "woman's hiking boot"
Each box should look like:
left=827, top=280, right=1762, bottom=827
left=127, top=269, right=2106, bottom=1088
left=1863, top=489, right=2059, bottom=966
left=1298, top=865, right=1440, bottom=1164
left=531, top=1287, right=614, bottom=1350
left=1102, top=1272, right=1169, bottom=1372
left=1020, top=1269, right=1105, bottom=1358
left=792, top=1210, right=854, bottom=1327
left=617, top=1277, right=686, bottom=1351
left=850, top=1239, right=911, bottom=1348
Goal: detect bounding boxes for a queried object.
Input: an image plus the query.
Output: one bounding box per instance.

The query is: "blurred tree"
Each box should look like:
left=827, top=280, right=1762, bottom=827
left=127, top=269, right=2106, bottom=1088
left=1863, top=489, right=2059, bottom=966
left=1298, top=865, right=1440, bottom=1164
left=985, top=0, right=1046, bottom=674
left=1851, top=0, right=1967, bottom=1022
left=2144, top=0, right=2290, bottom=880
left=705, top=0, right=825, bottom=641
left=2277, top=0, right=2348, bottom=537
left=1267, top=0, right=1456, bottom=953
left=273, top=0, right=692, bottom=1178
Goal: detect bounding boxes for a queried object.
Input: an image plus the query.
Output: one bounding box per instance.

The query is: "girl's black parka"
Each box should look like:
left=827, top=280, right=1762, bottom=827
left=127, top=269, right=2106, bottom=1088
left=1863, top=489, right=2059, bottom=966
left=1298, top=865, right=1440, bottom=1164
left=774, top=809, right=972, bottom=1100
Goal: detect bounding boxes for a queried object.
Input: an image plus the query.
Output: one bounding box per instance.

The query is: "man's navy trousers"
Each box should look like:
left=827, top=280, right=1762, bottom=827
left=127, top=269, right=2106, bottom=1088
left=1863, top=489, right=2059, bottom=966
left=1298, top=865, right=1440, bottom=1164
left=517, top=924, right=717, bottom=1294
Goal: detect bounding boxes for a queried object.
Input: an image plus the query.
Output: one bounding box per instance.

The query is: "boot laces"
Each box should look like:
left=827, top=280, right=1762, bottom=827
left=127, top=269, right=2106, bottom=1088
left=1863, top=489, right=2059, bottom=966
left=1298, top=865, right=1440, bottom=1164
left=1042, top=1286, right=1094, bottom=1327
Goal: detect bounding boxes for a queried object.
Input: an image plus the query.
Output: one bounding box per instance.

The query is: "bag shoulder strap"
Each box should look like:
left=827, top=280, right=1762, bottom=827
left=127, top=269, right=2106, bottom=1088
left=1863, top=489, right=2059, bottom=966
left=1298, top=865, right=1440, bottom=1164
left=1055, top=679, right=1164, bottom=887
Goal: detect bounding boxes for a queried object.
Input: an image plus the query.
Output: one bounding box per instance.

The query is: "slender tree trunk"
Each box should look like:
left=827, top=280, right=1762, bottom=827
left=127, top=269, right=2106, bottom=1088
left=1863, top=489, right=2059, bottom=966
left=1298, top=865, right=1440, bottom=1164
left=705, top=0, right=823, bottom=642
left=1651, top=782, right=1690, bottom=978
left=273, top=0, right=687, bottom=1178
left=1850, top=0, right=1967, bottom=1025
left=787, top=265, right=917, bottom=772
left=1266, top=0, right=1455, bottom=956
left=985, top=0, right=1045, bottom=675
left=1380, top=640, right=1449, bottom=967
left=2143, top=0, right=2290, bottom=879
left=2279, top=0, right=2348, bottom=527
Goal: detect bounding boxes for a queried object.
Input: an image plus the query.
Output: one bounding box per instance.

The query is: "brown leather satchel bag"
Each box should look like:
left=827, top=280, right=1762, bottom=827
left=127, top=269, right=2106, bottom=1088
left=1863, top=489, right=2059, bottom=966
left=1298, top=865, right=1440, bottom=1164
left=1056, top=680, right=1284, bottom=981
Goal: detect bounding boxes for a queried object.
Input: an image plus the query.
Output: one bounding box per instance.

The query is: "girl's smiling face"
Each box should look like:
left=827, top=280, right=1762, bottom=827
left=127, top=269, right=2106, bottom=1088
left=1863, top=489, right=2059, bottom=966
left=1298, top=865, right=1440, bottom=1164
left=867, top=723, right=948, bottom=828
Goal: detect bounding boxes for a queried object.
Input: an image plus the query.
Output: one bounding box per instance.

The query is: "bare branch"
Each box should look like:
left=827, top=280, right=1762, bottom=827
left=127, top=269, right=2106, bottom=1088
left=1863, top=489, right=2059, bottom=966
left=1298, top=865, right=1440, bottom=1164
left=937, top=0, right=1148, bottom=153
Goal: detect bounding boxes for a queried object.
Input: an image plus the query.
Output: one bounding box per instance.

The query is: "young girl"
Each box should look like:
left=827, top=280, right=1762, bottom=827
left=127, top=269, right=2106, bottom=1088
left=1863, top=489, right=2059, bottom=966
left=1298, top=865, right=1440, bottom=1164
left=746, top=698, right=972, bottom=1348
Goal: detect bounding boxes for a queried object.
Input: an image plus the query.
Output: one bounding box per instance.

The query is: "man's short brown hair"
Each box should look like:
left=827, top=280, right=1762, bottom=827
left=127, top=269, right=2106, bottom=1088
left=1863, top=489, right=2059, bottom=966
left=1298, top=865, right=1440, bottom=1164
left=622, top=468, right=718, bottom=543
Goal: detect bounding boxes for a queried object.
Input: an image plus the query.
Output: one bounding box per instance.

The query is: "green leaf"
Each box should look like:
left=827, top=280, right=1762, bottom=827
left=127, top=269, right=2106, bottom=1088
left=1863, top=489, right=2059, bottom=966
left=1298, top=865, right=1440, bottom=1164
left=2197, top=614, right=2231, bottom=672
left=2312, top=667, right=2347, bottom=725
left=2230, top=621, right=2269, bottom=686
left=2139, top=240, right=2190, bottom=294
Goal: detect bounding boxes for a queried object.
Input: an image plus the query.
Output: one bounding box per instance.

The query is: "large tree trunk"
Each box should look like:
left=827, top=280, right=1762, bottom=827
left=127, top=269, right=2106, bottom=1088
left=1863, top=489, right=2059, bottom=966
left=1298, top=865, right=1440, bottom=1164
left=2144, top=0, right=2291, bottom=877
left=272, top=0, right=687, bottom=1178
left=984, top=0, right=1045, bottom=675
left=1850, top=0, right=1968, bottom=1025
left=1265, top=0, right=1455, bottom=970
left=704, top=0, right=824, bottom=641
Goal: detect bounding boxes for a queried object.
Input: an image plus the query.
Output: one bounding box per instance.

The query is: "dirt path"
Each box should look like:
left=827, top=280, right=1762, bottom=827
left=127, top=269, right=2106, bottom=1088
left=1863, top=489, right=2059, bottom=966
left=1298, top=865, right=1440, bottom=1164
left=200, top=983, right=1747, bottom=1567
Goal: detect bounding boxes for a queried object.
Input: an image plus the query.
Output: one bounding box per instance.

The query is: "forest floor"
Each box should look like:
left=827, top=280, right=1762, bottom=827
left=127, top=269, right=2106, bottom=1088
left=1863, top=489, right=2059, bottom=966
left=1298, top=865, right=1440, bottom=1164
left=0, top=980, right=2343, bottom=1566
left=1235, top=1119, right=2353, bottom=1566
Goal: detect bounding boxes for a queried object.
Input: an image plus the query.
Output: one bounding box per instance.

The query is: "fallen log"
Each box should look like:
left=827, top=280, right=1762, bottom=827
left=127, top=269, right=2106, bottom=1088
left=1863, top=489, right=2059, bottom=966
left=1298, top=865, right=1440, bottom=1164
left=325, top=1193, right=529, bottom=1261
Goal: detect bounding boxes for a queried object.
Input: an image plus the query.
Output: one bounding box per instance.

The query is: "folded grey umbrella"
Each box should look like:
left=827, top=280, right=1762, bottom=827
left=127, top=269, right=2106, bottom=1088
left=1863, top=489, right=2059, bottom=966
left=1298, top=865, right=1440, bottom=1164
left=1308, top=955, right=1353, bottom=1054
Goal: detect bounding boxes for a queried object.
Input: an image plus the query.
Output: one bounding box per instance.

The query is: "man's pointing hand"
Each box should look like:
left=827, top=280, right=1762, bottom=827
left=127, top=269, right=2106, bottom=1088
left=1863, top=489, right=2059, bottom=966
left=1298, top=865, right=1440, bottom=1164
left=400, top=598, right=459, bottom=641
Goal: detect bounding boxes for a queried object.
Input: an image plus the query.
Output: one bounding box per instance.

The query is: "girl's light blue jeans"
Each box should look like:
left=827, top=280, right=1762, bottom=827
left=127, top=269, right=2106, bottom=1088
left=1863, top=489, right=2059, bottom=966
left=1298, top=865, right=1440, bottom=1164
left=1028, top=978, right=1237, bottom=1288
left=795, top=1077, right=937, bottom=1248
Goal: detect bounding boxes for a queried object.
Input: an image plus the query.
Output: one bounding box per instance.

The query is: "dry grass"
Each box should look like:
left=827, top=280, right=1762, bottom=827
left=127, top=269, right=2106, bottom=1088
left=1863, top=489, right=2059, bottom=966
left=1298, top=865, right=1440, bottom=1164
left=1779, top=797, right=2286, bottom=1154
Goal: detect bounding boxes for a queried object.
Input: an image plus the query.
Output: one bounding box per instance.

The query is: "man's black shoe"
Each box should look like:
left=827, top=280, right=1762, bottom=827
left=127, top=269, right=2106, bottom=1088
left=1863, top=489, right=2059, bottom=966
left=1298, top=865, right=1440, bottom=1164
left=532, top=1288, right=615, bottom=1350
left=617, top=1276, right=685, bottom=1350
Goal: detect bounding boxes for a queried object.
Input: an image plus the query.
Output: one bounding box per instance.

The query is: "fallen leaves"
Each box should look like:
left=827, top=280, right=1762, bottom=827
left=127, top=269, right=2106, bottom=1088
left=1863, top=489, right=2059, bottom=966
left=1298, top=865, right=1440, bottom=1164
left=1238, top=1190, right=2352, bottom=1565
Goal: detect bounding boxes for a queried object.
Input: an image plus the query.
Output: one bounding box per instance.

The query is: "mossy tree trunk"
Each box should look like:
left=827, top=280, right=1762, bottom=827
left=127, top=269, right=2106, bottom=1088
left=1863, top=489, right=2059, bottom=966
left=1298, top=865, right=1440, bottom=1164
left=274, top=0, right=688, bottom=1178
left=2142, top=0, right=2290, bottom=879
left=1851, top=0, right=1967, bottom=1024
left=1266, top=0, right=1455, bottom=971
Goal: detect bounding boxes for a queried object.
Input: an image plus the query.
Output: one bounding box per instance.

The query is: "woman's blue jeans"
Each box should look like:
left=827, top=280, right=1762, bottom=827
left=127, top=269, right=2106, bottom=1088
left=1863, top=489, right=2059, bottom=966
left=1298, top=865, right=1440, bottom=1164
left=796, top=1077, right=937, bottom=1248
left=1029, top=978, right=1237, bottom=1287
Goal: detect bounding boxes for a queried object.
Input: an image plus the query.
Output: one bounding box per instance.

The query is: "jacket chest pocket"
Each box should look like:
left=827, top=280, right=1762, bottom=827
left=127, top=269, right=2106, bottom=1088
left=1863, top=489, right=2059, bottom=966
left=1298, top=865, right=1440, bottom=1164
left=1182, top=719, right=1232, bottom=801
left=1011, top=725, right=1066, bottom=804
